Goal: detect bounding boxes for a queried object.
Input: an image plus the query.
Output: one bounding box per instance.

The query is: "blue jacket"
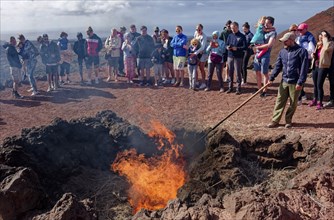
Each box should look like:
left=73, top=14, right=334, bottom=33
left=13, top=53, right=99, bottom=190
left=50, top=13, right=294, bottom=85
left=73, top=39, right=87, bottom=58
left=270, top=44, right=308, bottom=86
left=170, top=33, right=187, bottom=57
left=226, top=31, right=247, bottom=58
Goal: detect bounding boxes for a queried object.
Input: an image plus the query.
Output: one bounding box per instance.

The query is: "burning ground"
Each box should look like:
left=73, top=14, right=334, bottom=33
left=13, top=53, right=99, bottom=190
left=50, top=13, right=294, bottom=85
left=0, top=110, right=333, bottom=219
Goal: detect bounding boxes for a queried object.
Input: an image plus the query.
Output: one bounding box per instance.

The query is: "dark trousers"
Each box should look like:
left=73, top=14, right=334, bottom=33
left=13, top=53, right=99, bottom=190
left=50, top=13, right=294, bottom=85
left=241, top=50, right=252, bottom=83
left=119, top=51, right=124, bottom=73
left=315, top=67, right=332, bottom=103
left=328, top=69, right=334, bottom=101
left=78, top=57, right=85, bottom=79
left=207, top=62, right=223, bottom=89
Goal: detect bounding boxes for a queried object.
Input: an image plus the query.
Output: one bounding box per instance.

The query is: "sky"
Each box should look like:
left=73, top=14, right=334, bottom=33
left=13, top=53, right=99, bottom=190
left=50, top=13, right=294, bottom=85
left=0, top=0, right=333, bottom=40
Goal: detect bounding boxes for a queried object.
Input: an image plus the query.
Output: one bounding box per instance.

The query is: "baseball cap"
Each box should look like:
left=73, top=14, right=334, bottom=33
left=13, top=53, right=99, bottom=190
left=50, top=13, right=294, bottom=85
left=154, top=26, right=159, bottom=32
left=120, top=26, right=126, bottom=31
left=279, top=32, right=296, bottom=42
left=297, top=23, right=308, bottom=31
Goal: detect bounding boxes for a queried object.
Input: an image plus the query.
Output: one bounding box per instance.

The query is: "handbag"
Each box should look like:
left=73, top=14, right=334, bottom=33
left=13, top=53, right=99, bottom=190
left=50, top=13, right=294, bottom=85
left=210, top=53, right=222, bottom=64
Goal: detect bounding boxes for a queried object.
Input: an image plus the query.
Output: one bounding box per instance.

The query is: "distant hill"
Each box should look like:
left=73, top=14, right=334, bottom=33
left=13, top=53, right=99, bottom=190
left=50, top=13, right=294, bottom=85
left=270, top=6, right=334, bottom=65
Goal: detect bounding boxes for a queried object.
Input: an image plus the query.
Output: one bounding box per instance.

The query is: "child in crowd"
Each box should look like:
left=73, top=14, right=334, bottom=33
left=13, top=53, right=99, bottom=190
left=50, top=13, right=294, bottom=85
left=187, top=38, right=201, bottom=90
left=151, top=43, right=167, bottom=86
left=57, top=32, right=72, bottom=84
left=121, top=34, right=136, bottom=83
left=251, top=16, right=275, bottom=60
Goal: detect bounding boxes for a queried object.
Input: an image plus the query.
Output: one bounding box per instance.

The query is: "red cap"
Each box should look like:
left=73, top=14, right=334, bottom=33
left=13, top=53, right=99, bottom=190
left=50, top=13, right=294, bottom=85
left=297, top=23, right=308, bottom=31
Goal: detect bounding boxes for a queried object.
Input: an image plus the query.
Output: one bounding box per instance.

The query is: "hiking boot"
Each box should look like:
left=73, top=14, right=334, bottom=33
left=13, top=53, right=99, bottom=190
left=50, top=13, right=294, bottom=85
left=267, top=121, right=279, bottom=128
left=308, top=99, right=317, bottom=107
left=324, top=100, right=334, bottom=108
left=285, top=123, right=292, bottom=129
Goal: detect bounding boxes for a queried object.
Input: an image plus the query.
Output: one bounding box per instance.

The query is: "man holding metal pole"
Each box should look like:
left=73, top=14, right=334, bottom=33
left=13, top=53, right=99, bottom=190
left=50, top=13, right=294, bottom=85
left=267, top=32, right=309, bottom=129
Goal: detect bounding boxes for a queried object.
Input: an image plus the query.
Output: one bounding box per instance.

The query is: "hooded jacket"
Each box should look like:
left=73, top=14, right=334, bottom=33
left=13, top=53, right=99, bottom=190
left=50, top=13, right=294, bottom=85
left=270, top=44, right=308, bottom=86
left=206, top=31, right=225, bottom=63
left=86, top=33, right=102, bottom=57
left=40, top=40, right=61, bottom=65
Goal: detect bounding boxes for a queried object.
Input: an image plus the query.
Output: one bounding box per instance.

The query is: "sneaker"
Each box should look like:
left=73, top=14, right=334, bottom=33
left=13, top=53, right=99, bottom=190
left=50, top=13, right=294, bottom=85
left=308, top=99, right=317, bottom=107
left=106, top=77, right=112, bottom=82
left=27, top=88, right=34, bottom=92
left=226, top=88, right=233, bottom=93
left=86, top=80, right=92, bottom=85
left=60, top=80, right=65, bottom=85
left=145, top=83, right=150, bottom=86
left=204, top=88, right=210, bottom=92
left=154, top=83, right=158, bottom=86
left=267, top=121, right=279, bottom=128
left=219, top=88, right=225, bottom=93
left=285, top=123, right=292, bottom=129
left=31, top=91, right=39, bottom=96
left=179, top=82, right=184, bottom=87
left=95, top=78, right=99, bottom=84
left=199, top=83, right=206, bottom=90
left=316, top=103, right=323, bottom=110
left=324, top=100, right=334, bottom=108
left=12, top=91, right=23, bottom=99
left=129, top=80, right=134, bottom=84
left=236, top=90, right=241, bottom=95
left=171, top=78, right=176, bottom=84
left=139, top=82, right=145, bottom=86
left=297, top=100, right=302, bottom=106
left=301, top=95, right=307, bottom=101
left=195, top=81, right=200, bottom=87
left=47, top=86, right=52, bottom=92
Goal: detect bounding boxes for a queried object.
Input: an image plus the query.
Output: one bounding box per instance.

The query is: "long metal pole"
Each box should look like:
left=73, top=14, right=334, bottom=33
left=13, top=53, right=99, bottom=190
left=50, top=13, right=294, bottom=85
left=195, top=82, right=271, bottom=144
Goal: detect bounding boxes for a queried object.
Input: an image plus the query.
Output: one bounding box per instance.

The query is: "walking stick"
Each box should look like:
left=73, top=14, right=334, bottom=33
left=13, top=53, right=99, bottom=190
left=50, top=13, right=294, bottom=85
left=194, top=82, right=271, bottom=145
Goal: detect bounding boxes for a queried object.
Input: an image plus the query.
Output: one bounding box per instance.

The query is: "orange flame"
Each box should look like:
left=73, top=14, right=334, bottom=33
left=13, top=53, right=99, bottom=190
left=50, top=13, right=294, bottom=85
left=111, top=120, right=186, bottom=213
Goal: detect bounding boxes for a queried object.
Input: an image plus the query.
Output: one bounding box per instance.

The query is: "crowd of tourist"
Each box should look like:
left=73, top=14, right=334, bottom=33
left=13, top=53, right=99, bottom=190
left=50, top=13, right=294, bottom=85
left=3, top=17, right=334, bottom=127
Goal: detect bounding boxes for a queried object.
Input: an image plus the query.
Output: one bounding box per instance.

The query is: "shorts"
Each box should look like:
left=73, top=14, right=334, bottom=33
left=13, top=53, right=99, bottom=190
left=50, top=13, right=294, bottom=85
left=137, top=58, right=153, bottom=69
left=86, top=56, right=100, bottom=69
left=253, top=55, right=270, bottom=74
left=10, top=67, right=20, bottom=81
left=173, top=56, right=186, bottom=70
left=108, top=57, right=119, bottom=68
left=46, top=65, right=58, bottom=74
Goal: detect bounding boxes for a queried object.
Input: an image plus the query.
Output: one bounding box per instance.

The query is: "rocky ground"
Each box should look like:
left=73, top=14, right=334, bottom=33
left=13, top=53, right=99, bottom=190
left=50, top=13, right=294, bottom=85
left=0, top=67, right=333, bottom=219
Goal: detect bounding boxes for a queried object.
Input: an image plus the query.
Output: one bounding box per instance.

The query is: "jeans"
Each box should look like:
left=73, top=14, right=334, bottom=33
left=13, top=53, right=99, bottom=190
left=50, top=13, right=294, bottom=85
left=27, top=58, right=37, bottom=92
left=317, top=67, right=331, bottom=103
left=188, top=64, right=197, bottom=89
left=207, top=62, right=223, bottom=89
